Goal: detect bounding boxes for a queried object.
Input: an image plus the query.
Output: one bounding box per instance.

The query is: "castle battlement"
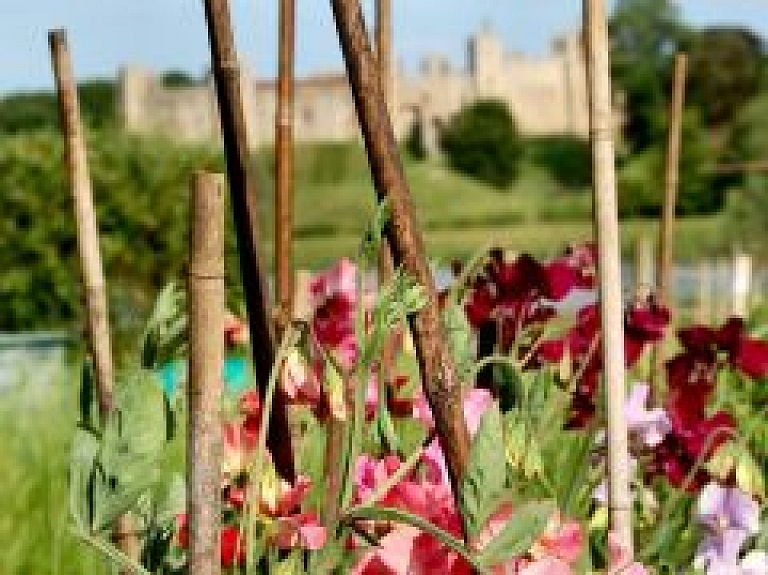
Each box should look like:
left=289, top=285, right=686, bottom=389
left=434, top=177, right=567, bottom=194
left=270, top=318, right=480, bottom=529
left=119, top=28, right=590, bottom=147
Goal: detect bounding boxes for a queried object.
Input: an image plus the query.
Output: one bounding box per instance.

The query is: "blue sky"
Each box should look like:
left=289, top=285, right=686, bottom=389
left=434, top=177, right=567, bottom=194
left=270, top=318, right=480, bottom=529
left=1, top=0, right=766, bottom=95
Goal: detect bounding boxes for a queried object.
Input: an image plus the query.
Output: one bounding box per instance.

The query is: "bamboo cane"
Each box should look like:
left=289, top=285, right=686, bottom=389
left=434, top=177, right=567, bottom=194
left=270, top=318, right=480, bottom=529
left=187, top=172, right=225, bottom=575
left=376, top=0, right=392, bottom=109
left=275, top=0, right=296, bottom=335
left=330, top=0, right=471, bottom=525
left=657, top=53, right=687, bottom=310
left=202, top=0, right=295, bottom=482
left=376, top=0, right=398, bottom=402
left=652, top=53, right=687, bottom=392
left=49, top=28, right=140, bottom=565
left=583, top=0, right=634, bottom=555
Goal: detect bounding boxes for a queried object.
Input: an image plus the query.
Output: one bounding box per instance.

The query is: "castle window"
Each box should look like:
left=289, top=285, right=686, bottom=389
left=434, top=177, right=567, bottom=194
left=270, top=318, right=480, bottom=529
left=302, top=106, right=314, bottom=125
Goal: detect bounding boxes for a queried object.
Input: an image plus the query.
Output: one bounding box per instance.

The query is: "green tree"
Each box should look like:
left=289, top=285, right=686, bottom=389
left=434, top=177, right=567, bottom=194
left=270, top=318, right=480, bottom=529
left=405, top=119, right=427, bottom=161
left=722, top=95, right=768, bottom=257
left=0, top=80, right=115, bottom=133
left=610, top=0, right=687, bottom=151
left=527, top=136, right=591, bottom=188
left=618, top=109, right=720, bottom=217
left=439, top=100, right=523, bottom=189
left=686, top=27, right=765, bottom=126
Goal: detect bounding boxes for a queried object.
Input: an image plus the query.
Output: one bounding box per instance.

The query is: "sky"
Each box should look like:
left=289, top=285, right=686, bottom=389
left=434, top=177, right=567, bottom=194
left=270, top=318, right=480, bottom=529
left=1, top=0, right=767, bottom=95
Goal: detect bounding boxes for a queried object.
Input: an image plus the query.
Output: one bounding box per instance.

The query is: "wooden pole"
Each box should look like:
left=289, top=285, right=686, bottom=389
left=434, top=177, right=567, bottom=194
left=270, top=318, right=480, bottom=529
left=731, top=252, right=752, bottom=319
left=330, top=0, right=470, bottom=522
left=187, top=172, right=225, bottom=575
left=275, top=0, right=296, bottom=334
left=376, top=0, right=392, bottom=109
left=633, top=235, right=654, bottom=300
left=657, top=53, right=687, bottom=310
left=376, top=0, right=397, bottom=399
left=583, top=0, right=634, bottom=555
left=49, top=28, right=140, bottom=564
left=202, top=0, right=295, bottom=482
left=49, top=29, right=114, bottom=420
left=652, top=53, right=687, bottom=391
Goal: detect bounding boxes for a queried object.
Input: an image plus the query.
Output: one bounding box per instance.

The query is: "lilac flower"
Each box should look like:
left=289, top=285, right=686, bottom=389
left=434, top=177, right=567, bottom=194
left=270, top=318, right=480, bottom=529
left=625, top=383, right=670, bottom=447
left=694, top=483, right=762, bottom=574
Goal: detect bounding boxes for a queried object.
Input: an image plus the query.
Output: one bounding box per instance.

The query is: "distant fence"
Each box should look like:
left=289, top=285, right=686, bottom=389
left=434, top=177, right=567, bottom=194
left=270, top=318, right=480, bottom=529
left=0, top=332, right=74, bottom=389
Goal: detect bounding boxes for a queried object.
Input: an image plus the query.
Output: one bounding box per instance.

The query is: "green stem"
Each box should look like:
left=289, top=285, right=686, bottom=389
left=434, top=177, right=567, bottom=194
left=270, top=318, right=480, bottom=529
left=244, top=324, right=301, bottom=570
left=71, top=527, right=151, bottom=575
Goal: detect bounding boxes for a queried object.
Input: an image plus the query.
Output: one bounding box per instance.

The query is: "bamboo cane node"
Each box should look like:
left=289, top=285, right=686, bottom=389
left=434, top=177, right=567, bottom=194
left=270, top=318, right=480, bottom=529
left=187, top=268, right=226, bottom=280
left=589, top=125, right=615, bottom=142
left=276, top=109, right=294, bottom=127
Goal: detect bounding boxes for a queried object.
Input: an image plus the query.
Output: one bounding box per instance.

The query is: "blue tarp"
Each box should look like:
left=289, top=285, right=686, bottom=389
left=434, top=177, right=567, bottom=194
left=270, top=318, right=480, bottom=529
left=158, top=356, right=251, bottom=396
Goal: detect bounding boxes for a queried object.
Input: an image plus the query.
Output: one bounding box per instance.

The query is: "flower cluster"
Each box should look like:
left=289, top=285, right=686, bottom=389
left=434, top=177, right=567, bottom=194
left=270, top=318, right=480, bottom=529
left=172, top=391, right=326, bottom=569
left=648, top=319, right=768, bottom=491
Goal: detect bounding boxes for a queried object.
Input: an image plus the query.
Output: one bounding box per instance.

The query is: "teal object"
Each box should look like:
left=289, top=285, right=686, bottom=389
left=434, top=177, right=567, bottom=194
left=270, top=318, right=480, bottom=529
left=158, top=356, right=252, bottom=396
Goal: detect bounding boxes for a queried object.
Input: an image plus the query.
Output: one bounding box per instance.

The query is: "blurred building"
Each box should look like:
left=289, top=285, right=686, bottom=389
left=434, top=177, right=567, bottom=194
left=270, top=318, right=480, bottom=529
left=119, top=27, right=590, bottom=147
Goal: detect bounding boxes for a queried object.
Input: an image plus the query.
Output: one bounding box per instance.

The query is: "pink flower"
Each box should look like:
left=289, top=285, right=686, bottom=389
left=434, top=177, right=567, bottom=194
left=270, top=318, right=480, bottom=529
left=607, top=532, right=650, bottom=575
left=309, top=258, right=357, bottom=309
left=224, top=311, right=250, bottom=347
left=529, top=517, right=584, bottom=565
left=414, top=388, right=494, bottom=436
left=273, top=512, right=327, bottom=550
left=415, top=388, right=495, bottom=484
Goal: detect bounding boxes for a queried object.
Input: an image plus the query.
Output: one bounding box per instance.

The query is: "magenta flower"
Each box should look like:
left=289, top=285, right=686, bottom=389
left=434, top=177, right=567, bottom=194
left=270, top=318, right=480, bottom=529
left=694, top=483, right=761, bottom=573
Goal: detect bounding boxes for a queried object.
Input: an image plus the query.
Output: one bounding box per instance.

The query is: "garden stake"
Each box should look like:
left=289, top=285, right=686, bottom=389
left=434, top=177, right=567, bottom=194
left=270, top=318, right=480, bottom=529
left=583, top=0, right=634, bottom=555
left=275, top=0, right=296, bottom=336
left=652, top=53, right=687, bottom=392
left=376, top=0, right=392, bottom=108
left=49, top=29, right=140, bottom=566
left=330, top=0, right=471, bottom=537
left=202, top=0, right=295, bottom=482
left=376, top=0, right=398, bottom=404
left=187, top=172, right=225, bottom=575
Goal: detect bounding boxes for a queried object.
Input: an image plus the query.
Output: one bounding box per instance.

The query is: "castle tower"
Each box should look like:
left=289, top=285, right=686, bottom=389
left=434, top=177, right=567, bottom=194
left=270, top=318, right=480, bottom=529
left=467, top=25, right=504, bottom=97
left=118, top=66, right=153, bottom=134
left=553, top=31, right=589, bottom=136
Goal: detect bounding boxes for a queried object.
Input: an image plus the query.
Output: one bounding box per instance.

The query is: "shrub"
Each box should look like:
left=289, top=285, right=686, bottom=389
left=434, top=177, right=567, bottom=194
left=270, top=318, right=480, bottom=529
left=526, top=135, right=592, bottom=188
left=439, top=100, right=523, bottom=189
left=405, top=119, right=427, bottom=161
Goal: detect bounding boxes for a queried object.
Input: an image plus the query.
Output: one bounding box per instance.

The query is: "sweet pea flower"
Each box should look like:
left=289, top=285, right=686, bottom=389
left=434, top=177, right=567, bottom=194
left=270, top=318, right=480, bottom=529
left=224, top=311, right=250, bottom=347
left=607, top=532, right=650, bottom=575
left=624, top=383, right=670, bottom=448
left=694, top=483, right=761, bottom=573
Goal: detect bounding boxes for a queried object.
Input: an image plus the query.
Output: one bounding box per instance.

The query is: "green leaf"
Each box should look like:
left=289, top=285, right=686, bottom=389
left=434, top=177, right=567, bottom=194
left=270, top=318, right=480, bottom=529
left=460, top=404, right=507, bottom=537
left=442, top=302, right=474, bottom=382
left=273, top=550, right=305, bottom=575
left=140, top=281, right=186, bottom=369
left=69, top=429, right=100, bottom=533
left=79, top=359, right=96, bottom=430
left=475, top=500, right=555, bottom=568
left=360, top=199, right=392, bottom=262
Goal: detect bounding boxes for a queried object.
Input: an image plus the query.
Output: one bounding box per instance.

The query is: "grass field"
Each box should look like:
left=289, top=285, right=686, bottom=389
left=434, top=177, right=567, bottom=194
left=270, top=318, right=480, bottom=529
left=0, top=370, right=106, bottom=574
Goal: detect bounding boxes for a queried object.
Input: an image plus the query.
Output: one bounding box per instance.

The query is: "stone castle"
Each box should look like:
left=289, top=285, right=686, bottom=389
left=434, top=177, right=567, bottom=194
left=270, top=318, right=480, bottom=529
left=119, top=27, right=589, bottom=147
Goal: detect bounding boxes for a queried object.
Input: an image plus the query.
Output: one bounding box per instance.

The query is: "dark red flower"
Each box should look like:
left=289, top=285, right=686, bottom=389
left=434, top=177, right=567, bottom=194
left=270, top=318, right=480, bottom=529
left=313, top=293, right=356, bottom=347
left=730, top=336, right=768, bottom=380
left=673, top=317, right=768, bottom=382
